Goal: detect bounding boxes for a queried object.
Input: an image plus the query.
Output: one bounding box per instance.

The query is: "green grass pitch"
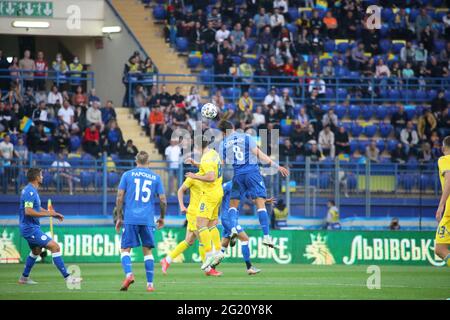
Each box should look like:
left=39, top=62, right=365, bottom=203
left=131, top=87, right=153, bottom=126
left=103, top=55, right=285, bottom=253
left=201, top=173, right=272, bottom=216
left=0, top=263, right=449, bottom=300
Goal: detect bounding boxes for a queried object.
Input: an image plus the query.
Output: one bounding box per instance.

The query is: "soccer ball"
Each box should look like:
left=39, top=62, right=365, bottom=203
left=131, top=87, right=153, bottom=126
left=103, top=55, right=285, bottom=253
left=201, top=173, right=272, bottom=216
left=201, top=103, right=218, bottom=119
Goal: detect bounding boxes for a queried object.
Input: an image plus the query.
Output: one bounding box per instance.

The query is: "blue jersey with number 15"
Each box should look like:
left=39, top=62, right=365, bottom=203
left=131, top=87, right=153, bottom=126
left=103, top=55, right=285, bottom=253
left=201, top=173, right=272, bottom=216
left=118, top=168, right=165, bottom=226
left=221, top=131, right=259, bottom=176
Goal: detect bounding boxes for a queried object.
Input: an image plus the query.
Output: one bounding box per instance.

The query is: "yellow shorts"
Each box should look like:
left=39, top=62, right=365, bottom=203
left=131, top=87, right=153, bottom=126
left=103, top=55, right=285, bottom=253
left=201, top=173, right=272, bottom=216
left=197, top=196, right=222, bottom=221
left=435, top=213, right=450, bottom=244
left=186, top=211, right=197, bottom=232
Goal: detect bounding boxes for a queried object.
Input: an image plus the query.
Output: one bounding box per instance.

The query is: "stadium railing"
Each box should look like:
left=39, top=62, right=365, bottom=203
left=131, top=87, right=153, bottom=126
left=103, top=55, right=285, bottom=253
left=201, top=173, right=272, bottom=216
left=127, top=72, right=450, bottom=107
left=0, top=69, right=95, bottom=92
left=0, top=155, right=440, bottom=217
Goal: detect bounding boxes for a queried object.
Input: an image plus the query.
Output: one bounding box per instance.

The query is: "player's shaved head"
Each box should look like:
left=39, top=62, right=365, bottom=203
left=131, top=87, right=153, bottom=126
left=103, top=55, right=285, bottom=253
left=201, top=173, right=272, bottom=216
left=27, top=168, right=42, bottom=183
left=135, top=151, right=149, bottom=165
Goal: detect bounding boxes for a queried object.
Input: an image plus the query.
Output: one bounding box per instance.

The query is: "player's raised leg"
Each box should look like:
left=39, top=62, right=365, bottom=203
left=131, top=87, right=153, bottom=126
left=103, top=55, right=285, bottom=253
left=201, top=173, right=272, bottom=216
left=161, top=232, right=196, bottom=274
left=47, top=240, right=82, bottom=284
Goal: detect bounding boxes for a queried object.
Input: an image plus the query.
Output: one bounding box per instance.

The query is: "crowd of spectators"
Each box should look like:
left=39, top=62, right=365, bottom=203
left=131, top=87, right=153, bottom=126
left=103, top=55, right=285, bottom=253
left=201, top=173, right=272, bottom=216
left=0, top=49, right=141, bottom=180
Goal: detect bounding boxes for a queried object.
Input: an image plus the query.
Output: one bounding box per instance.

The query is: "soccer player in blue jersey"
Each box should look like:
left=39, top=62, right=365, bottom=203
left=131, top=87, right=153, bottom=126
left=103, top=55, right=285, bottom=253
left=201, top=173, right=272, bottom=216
left=18, top=168, right=82, bottom=285
left=219, top=120, right=289, bottom=249
left=115, top=151, right=167, bottom=292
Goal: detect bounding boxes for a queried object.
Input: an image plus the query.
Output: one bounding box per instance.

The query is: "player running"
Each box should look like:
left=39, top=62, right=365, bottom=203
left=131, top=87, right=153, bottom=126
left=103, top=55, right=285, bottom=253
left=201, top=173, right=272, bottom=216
left=435, top=135, right=450, bottom=267
left=160, top=175, right=222, bottom=276
left=115, top=151, right=167, bottom=292
left=18, top=168, right=82, bottom=285
left=217, top=181, right=275, bottom=275
left=185, top=137, right=224, bottom=271
left=218, top=120, right=289, bottom=249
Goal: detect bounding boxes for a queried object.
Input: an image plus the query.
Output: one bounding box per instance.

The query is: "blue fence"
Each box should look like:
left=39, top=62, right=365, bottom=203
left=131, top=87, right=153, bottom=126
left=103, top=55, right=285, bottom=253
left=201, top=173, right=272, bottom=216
left=0, top=155, right=440, bottom=218
left=127, top=72, right=450, bottom=108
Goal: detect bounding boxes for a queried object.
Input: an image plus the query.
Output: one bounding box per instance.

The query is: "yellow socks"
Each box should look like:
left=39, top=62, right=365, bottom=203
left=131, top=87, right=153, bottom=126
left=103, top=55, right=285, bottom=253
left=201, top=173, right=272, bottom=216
left=209, top=226, right=222, bottom=252
left=198, top=227, right=212, bottom=253
left=199, top=243, right=206, bottom=262
left=168, top=240, right=190, bottom=261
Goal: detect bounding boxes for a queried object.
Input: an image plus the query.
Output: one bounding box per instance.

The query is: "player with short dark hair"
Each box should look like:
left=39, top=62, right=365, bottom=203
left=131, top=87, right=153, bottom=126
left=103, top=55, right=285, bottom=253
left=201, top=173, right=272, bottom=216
left=218, top=120, right=289, bottom=249
left=18, top=168, right=82, bottom=285
left=435, top=136, right=450, bottom=266
left=115, top=151, right=167, bottom=292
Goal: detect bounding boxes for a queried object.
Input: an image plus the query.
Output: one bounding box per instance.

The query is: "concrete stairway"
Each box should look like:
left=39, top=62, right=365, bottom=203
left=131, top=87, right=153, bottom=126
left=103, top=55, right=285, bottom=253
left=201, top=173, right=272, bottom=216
left=110, top=0, right=196, bottom=95
left=115, top=107, right=161, bottom=162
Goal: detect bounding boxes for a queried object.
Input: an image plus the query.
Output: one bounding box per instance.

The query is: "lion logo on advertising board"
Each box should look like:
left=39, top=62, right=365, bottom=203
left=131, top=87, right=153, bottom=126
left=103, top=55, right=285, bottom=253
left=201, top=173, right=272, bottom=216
left=0, top=229, right=21, bottom=264
left=304, top=233, right=335, bottom=265
left=157, top=230, right=184, bottom=263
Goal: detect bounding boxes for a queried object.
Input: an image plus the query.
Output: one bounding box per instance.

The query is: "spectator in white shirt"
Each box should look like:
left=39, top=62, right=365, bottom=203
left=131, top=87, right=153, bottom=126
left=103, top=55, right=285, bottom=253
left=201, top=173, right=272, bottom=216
left=51, top=151, right=80, bottom=195
left=273, top=0, right=288, bottom=14
left=185, top=86, right=202, bottom=119
left=308, top=77, right=326, bottom=96
left=400, top=121, right=419, bottom=156
left=165, top=139, right=181, bottom=195
left=318, top=125, right=335, bottom=158
left=270, top=7, right=285, bottom=37
left=86, top=101, right=104, bottom=132
left=58, top=100, right=79, bottom=134
left=263, top=88, right=282, bottom=110
left=322, top=109, right=339, bottom=131
left=252, top=106, right=266, bottom=129
left=0, top=135, right=17, bottom=164
left=215, top=23, right=230, bottom=43
left=47, top=85, right=63, bottom=106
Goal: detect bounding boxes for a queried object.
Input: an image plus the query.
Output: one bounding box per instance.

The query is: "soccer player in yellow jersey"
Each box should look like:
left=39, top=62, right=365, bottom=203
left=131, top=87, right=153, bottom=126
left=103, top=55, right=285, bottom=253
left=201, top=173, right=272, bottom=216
left=160, top=177, right=222, bottom=276
left=435, top=136, right=450, bottom=267
left=185, top=138, right=224, bottom=272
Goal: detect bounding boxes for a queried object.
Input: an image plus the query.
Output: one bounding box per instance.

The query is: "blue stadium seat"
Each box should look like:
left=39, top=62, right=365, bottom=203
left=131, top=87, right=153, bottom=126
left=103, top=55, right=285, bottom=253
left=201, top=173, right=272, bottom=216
left=42, top=171, right=53, bottom=189
left=246, top=38, right=257, bottom=52
left=285, top=24, right=298, bottom=36
left=199, top=69, right=213, bottom=84
left=405, top=107, right=416, bottom=120
left=376, top=139, right=386, bottom=152
left=361, top=105, right=374, bottom=121
left=230, top=55, right=241, bottom=65
left=223, top=103, right=237, bottom=112
left=39, top=153, right=55, bottom=166
left=419, top=174, right=432, bottom=190
left=350, top=140, right=359, bottom=153
left=434, top=39, right=445, bottom=53
left=358, top=140, right=370, bottom=153
left=391, top=42, right=405, bottom=54
left=153, top=5, right=166, bottom=20
left=280, top=123, right=292, bottom=136
left=324, top=40, right=335, bottom=52
left=388, top=89, right=400, bottom=100
left=335, top=104, right=347, bottom=119
left=107, top=172, right=120, bottom=188
left=337, top=42, right=349, bottom=54
left=187, top=56, right=201, bottom=68
left=80, top=171, right=94, bottom=189
left=415, top=90, right=427, bottom=101
left=337, top=88, right=348, bottom=101
left=381, top=8, right=394, bottom=23
left=288, top=7, right=299, bottom=21
left=401, top=89, right=413, bottom=100
left=364, top=125, right=377, bottom=138
left=202, top=53, right=214, bottom=68
left=347, top=173, right=357, bottom=190
left=249, top=87, right=267, bottom=100
left=379, top=24, right=390, bottom=38
left=427, top=89, right=437, bottom=100
left=445, top=90, right=450, bottom=101
left=375, top=105, right=388, bottom=120
left=70, top=135, right=81, bottom=152
left=379, top=123, right=393, bottom=138
left=319, top=173, right=331, bottom=189
left=223, top=87, right=240, bottom=100
left=350, top=123, right=363, bottom=137
left=175, top=37, right=189, bottom=52
left=325, top=88, right=335, bottom=99
left=349, top=105, right=360, bottom=120
left=320, top=104, right=330, bottom=113
left=387, top=139, right=398, bottom=152
left=379, top=39, right=391, bottom=53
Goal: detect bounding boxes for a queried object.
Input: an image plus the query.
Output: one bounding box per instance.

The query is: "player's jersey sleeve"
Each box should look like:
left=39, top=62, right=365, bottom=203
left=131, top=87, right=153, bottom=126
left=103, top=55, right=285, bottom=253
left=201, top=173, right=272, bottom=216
left=183, top=177, right=193, bottom=189
left=200, top=154, right=218, bottom=176
left=118, top=172, right=128, bottom=190
left=247, top=134, right=257, bottom=150
left=438, top=156, right=450, bottom=178
left=23, top=189, right=37, bottom=209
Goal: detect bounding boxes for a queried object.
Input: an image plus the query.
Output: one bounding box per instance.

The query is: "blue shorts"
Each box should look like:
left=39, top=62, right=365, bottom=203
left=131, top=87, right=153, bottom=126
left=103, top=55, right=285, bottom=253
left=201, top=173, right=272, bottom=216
left=121, top=224, right=155, bottom=249
left=221, top=214, right=245, bottom=238
left=231, top=171, right=267, bottom=200
left=23, top=229, right=52, bottom=249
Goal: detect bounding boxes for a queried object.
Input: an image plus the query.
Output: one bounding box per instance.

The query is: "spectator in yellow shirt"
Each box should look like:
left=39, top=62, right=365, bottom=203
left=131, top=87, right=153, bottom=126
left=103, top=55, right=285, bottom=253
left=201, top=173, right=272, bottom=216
left=238, top=91, right=253, bottom=112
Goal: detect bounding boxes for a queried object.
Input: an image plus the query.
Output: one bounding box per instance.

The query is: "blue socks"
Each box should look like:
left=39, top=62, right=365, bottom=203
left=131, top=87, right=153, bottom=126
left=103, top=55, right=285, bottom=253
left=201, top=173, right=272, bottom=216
left=228, top=207, right=238, bottom=233
left=257, top=208, right=270, bottom=236
left=121, top=252, right=133, bottom=276
left=241, top=241, right=252, bottom=269
left=52, top=252, right=69, bottom=278
left=144, top=255, right=154, bottom=286
left=22, top=252, right=38, bottom=277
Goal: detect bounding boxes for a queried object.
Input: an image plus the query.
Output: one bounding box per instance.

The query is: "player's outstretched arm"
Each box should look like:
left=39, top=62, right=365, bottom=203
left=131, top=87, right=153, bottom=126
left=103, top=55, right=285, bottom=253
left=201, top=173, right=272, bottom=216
left=25, top=207, right=64, bottom=221
left=185, top=171, right=216, bottom=182
left=436, top=172, right=450, bottom=221
left=157, top=194, right=167, bottom=229
left=251, top=147, right=289, bottom=177
left=177, top=185, right=188, bottom=214
left=115, top=189, right=125, bottom=233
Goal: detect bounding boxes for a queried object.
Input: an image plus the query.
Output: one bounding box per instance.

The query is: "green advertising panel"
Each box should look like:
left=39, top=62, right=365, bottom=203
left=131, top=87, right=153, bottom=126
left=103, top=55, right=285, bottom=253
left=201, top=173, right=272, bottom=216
left=0, top=1, right=53, bottom=17
left=0, top=226, right=445, bottom=266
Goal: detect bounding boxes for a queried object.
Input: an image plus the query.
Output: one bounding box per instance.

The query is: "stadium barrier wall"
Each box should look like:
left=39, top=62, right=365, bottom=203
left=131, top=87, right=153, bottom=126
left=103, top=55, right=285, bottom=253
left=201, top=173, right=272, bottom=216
left=0, top=226, right=444, bottom=266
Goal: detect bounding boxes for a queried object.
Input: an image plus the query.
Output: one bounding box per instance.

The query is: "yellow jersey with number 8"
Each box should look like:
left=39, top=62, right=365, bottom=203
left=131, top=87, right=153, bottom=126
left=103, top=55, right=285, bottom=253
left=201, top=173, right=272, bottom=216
left=198, top=149, right=223, bottom=200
